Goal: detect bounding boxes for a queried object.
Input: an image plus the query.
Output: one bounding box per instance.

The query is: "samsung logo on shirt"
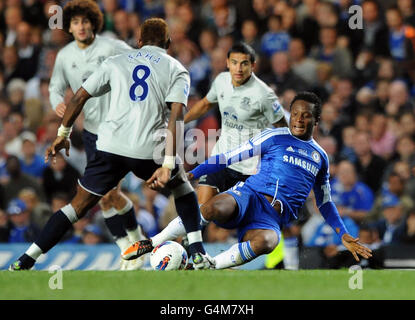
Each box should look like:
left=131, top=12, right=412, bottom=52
left=283, top=155, right=319, bottom=176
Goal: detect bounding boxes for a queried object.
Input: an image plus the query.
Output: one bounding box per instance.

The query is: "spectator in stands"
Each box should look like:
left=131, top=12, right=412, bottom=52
left=369, top=113, right=397, bottom=160
left=2, top=155, right=45, bottom=205
left=317, top=101, right=344, bottom=147
left=4, top=5, right=23, bottom=47
left=288, top=38, right=317, bottom=85
left=330, top=160, right=374, bottom=223
left=394, top=207, right=415, bottom=244
left=260, top=15, right=290, bottom=58
left=82, top=224, right=104, bottom=245
left=353, top=130, right=388, bottom=194
left=367, top=171, right=414, bottom=222
left=113, top=10, right=135, bottom=47
left=372, top=195, right=406, bottom=244
left=19, top=131, right=47, bottom=180
left=398, top=0, right=415, bottom=27
left=240, top=19, right=261, bottom=54
left=358, top=0, right=390, bottom=57
left=7, top=198, right=40, bottom=243
left=261, top=51, right=309, bottom=95
left=42, top=152, right=80, bottom=203
left=339, top=126, right=358, bottom=163
left=310, top=26, right=354, bottom=78
left=386, top=80, right=414, bottom=117
left=15, top=21, right=40, bottom=81
left=101, top=0, right=119, bottom=32
left=18, top=188, right=52, bottom=229
left=398, top=112, right=415, bottom=138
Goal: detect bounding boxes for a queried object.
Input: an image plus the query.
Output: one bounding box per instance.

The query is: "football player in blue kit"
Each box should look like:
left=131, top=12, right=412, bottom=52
left=126, top=91, right=373, bottom=269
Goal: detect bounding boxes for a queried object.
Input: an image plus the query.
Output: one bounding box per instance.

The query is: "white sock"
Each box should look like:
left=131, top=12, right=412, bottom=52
left=126, top=225, right=145, bottom=243
left=151, top=216, right=186, bottom=247
left=25, top=243, right=42, bottom=260
left=102, top=207, right=118, bottom=219
left=214, top=241, right=257, bottom=269
left=115, top=236, right=131, bottom=252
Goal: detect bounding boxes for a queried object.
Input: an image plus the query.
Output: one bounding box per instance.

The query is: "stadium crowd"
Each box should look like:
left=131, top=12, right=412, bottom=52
left=0, top=0, right=414, bottom=269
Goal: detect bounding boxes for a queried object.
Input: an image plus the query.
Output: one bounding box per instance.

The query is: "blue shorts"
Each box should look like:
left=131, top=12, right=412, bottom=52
left=218, top=182, right=282, bottom=242
left=82, top=130, right=98, bottom=163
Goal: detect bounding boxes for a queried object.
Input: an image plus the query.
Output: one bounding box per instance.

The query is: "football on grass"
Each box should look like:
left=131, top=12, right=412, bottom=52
left=150, top=241, right=188, bottom=271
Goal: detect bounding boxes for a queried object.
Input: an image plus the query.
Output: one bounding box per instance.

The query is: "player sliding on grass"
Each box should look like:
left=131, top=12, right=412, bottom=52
left=122, top=92, right=372, bottom=269
left=49, top=0, right=143, bottom=270
left=10, top=18, right=212, bottom=271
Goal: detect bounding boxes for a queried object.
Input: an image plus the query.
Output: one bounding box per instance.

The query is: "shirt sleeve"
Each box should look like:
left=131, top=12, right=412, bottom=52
left=81, top=59, right=111, bottom=97
left=313, top=155, right=348, bottom=238
left=205, top=75, right=218, bottom=103
left=49, top=51, right=67, bottom=110
left=165, top=68, right=190, bottom=107
left=261, top=90, right=285, bottom=125
left=190, top=129, right=275, bottom=179
left=112, top=38, right=133, bottom=55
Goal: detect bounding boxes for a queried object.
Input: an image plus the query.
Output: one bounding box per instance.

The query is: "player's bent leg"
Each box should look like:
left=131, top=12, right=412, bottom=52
left=242, top=229, right=280, bottom=256
left=197, top=185, right=219, bottom=205
left=213, top=229, right=279, bottom=270
left=9, top=186, right=101, bottom=271
left=200, top=193, right=238, bottom=225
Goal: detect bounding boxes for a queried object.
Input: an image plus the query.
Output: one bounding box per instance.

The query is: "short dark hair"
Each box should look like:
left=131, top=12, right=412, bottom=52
left=63, top=0, right=104, bottom=35
left=140, top=18, right=170, bottom=48
left=227, top=42, right=256, bottom=63
left=289, top=91, right=322, bottom=122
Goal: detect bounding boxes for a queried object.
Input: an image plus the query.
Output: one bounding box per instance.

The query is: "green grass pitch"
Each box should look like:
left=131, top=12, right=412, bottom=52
left=1, top=269, right=414, bottom=300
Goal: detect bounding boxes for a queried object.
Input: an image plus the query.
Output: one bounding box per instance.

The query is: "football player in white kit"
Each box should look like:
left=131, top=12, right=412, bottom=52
left=48, top=0, right=144, bottom=270
left=186, top=42, right=287, bottom=204
left=10, top=18, right=212, bottom=271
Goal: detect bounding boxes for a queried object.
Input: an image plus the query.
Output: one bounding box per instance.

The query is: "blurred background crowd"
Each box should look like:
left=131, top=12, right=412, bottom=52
left=0, top=0, right=414, bottom=269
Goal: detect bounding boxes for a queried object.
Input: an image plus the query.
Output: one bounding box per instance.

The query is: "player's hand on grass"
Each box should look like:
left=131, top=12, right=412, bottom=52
left=55, top=103, right=67, bottom=118
left=341, top=233, right=372, bottom=262
left=44, top=136, right=70, bottom=164
left=146, top=167, right=171, bottom=190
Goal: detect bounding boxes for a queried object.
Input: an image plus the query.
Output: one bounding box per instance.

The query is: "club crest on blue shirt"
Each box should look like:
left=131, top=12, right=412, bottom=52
left=311, top=151, right=321, bottom=163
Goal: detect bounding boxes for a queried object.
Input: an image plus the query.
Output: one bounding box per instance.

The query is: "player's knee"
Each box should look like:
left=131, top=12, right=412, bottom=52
left=200, top=201, right=221, bottom=221
left=251, top=232, right=279, bottom=255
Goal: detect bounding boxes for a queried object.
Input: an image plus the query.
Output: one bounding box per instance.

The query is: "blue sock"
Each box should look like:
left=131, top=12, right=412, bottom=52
left=238, top=241, right=257, bottom=263
left=35, top=210, right=74, bottom=253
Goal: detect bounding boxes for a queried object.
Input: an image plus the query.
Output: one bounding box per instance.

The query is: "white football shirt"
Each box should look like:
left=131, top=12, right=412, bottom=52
left=82, top=45, right=190, bottom=159
left=49, top=35, right=132, bottom=134
left=206, top=72, right=285, bottom=174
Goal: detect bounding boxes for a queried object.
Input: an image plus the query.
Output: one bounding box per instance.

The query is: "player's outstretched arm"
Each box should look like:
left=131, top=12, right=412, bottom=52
left=318, top=201, right=372, bottom=262
left=44, top=87, right=91, bottom=164
left=184, top=97, right=215, bottom=124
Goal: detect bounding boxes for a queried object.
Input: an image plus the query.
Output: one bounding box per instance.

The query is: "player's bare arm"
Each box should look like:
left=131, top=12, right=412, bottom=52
left=183, top=97, right=215, bottom=124
left=44, top=87, right=91, bottom=163
left=147, top=102, right=184, bottom=190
